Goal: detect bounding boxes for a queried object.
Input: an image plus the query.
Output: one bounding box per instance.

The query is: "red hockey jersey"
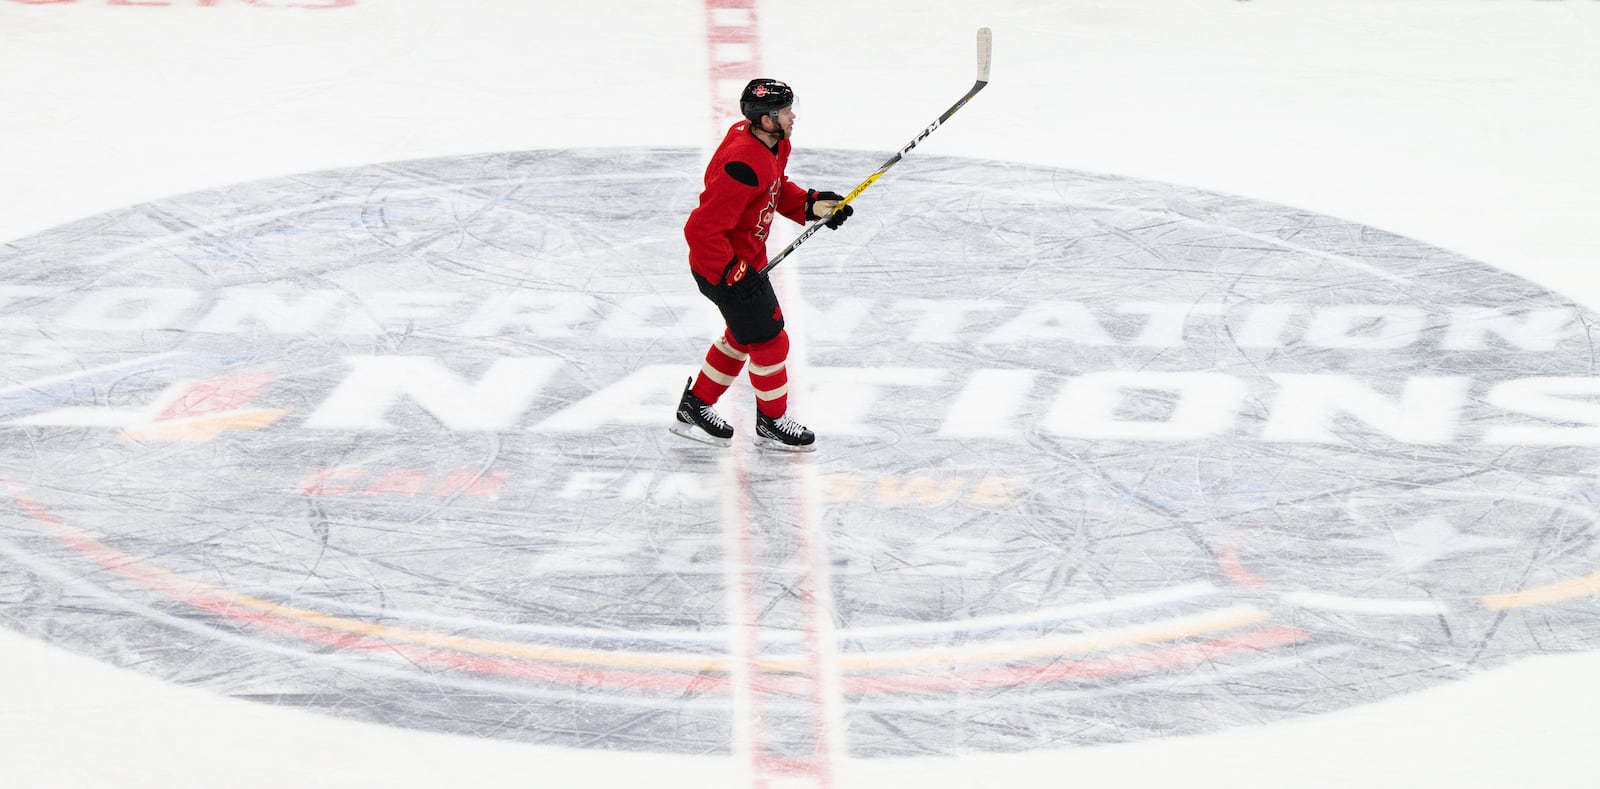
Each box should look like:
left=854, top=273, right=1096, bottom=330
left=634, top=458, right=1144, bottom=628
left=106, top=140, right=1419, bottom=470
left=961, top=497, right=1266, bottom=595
left=684, top=121, right=809, bottom=284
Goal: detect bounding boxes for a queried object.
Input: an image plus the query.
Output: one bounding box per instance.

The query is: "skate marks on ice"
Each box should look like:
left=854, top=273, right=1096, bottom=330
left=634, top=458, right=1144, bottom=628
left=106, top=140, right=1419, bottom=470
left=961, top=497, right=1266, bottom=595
left=3, top=148, right=1600, bottom=755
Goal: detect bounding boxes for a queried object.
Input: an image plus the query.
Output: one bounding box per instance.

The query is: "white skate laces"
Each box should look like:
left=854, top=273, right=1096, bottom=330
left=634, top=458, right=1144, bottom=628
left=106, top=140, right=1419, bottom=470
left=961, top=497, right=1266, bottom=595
left=699, top=405, right=731, bottom=433
left=754, top=412, right=816, bottom=451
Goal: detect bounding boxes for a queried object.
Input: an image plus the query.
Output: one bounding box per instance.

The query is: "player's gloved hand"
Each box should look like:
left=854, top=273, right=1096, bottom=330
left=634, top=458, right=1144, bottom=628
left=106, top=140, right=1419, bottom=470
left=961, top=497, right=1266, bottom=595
left=805, top=189, right=853, bottom=229
left=721, top=256, right=765, bottom=299
left=721, top=255, right=752, bottom=286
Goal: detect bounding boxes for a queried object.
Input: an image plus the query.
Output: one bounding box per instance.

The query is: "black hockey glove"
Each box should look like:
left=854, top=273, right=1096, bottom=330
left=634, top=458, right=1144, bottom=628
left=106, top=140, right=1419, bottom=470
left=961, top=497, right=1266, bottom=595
left=805, top=189, right=853, bottom=229
left=721, top=256, right=765, bottom=298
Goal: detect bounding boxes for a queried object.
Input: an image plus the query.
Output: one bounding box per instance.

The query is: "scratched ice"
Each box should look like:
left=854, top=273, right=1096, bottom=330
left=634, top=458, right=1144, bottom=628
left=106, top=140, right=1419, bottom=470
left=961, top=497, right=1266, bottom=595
left=3, top=148, right=1600, bottom=757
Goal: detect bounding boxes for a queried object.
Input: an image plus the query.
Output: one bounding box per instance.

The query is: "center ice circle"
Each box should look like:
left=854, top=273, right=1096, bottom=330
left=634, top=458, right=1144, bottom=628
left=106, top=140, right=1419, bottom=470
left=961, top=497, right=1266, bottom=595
left=3, top=147, right=1600, bottom=754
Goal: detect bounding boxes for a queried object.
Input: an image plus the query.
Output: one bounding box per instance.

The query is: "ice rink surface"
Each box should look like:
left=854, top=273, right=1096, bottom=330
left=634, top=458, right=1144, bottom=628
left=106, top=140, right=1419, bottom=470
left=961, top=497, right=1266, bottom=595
left=3, top=1, right=1600, bottom=787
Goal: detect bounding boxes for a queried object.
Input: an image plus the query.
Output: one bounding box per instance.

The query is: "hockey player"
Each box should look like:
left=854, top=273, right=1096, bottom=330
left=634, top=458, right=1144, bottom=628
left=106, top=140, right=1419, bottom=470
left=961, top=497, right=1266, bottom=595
left=671, top=78, right=854, bottom=452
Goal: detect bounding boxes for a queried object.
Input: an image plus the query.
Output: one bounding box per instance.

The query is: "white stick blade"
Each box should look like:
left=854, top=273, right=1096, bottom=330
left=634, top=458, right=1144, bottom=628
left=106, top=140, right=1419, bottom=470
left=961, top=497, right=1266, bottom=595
left=976, top=27, right=992, bottom=82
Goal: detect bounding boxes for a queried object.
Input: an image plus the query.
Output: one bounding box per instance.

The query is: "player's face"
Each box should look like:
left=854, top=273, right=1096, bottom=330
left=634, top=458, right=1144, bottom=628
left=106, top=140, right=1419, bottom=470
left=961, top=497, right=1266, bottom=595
left=775, top=106, right=795, bottom=137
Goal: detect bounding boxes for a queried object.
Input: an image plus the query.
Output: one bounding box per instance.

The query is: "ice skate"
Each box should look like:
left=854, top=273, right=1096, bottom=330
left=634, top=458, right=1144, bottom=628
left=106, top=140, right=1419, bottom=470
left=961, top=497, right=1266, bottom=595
left=754, top=412, right=816, bottom=452
left=669, top=378, right=734, bottom=447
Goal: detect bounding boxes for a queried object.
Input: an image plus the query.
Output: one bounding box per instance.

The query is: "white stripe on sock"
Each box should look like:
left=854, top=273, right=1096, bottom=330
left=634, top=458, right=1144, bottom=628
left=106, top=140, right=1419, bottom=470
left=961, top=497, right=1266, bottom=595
left=714, top=336, right=750, bottom=361
left=700, top=362, right=737, bottom=386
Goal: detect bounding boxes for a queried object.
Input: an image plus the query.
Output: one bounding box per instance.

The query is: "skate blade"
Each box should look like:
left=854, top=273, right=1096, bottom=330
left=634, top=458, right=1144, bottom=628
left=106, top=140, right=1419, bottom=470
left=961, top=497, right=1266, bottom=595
left=669, top=421, right=732, bottom=448
left=752, top=435, right=817, bottom=453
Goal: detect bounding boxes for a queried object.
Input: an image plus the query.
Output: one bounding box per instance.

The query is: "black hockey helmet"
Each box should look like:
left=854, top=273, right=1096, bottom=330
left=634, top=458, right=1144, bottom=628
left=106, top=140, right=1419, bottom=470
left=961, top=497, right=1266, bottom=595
left=740, top=79, right=795, bottom=127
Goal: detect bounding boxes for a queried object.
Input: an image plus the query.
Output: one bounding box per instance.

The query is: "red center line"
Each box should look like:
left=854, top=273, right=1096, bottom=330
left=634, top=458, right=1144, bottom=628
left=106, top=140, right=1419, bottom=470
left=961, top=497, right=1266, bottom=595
left=728, top=455, right=771, bottom=787
left=703, top=3, right=835, bottom=786
left=703, top=0, right=761, bottom=135
left=726, top=447, right=836, bottom=788
left=784, top=460, right=838, bottom=784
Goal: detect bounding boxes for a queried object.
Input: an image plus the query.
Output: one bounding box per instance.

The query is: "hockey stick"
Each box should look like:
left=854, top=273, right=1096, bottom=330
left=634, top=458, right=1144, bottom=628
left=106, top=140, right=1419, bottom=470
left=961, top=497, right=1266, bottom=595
left=763, top=26, right=993, bottom=275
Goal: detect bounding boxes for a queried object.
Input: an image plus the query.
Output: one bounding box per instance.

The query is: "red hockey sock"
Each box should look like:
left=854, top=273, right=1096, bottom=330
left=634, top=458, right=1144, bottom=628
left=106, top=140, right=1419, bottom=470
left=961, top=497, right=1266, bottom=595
left=747, top=329, right=790, bottom=418
left=691, top=329, right=748, bottom=404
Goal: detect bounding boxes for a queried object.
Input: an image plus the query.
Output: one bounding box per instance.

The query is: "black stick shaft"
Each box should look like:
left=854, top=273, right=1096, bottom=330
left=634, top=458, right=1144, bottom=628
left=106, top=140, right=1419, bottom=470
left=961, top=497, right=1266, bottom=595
left=763, top=28, right=992, bottom=276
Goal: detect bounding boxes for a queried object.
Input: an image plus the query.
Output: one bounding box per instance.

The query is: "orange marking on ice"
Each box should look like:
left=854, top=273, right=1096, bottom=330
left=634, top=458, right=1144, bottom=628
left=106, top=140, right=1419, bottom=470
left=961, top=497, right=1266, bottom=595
left=122, top=409, right=288, bottom=441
